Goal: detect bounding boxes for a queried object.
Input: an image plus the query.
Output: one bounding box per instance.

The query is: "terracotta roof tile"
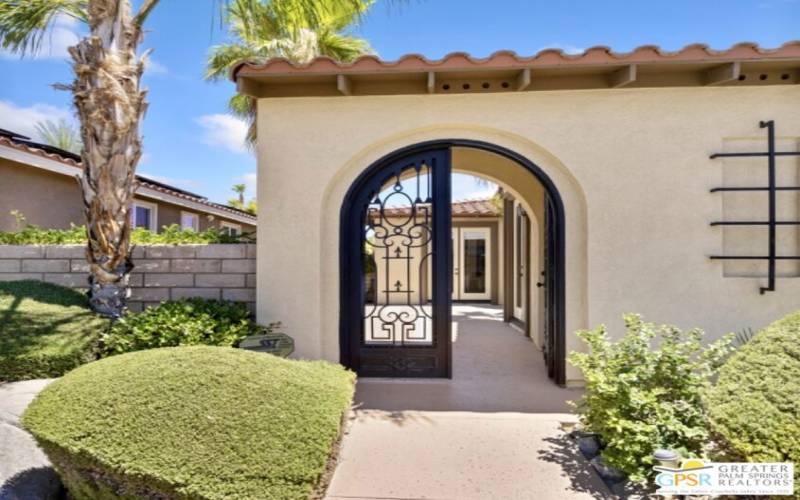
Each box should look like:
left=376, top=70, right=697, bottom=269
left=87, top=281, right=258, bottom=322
left=233, top=41, right=800, bottom=80
left=383, top=198, right=500, bottom=218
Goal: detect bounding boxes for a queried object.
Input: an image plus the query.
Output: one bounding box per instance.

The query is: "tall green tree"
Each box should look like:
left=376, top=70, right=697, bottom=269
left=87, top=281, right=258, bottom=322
left=0, top=0, right=371, bottom=318
left=206, top=0, right=373, bottom=146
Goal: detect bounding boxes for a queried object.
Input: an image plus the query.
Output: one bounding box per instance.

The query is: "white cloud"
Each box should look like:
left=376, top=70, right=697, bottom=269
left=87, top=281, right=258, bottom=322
left=452, top=173, right=497, bottom=201
left=0, top=100, right=73, bottom=138
left=143, top=57, right=168, bottom=75
left=195, top=114, right=249, bottom=154
left=537, top=43, right=585, bottom=55
left=0, top=14, right=80, bottom=61
left=138, top=171, right=203, bottom=192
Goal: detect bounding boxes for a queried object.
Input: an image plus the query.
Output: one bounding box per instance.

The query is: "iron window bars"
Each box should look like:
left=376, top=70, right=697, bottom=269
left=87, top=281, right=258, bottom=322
left=709, top=120, right=800, bottom=294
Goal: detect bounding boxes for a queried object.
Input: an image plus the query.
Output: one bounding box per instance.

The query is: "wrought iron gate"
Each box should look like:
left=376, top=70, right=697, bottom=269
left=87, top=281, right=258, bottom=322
left=542, top=196, right=558, bottom=379
left=341, top=140, right=566, bottom=384
left=340, top=148, right=452, bottom=377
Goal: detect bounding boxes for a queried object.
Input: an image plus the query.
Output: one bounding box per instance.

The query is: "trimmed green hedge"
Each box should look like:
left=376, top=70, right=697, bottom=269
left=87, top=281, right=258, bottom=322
left=22, top=346, right=355, bottom=500
left=706, top=311, right=800, bottom=487
left=0, top=280, right=109, bottom=381
left=0, top=223, right=253, bottom=244
left=100, top=299, right=278, bottom=357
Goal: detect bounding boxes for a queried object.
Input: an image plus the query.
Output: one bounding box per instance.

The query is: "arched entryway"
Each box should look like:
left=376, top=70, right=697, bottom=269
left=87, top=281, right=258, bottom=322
left=339, top=140, right=567, bottom=385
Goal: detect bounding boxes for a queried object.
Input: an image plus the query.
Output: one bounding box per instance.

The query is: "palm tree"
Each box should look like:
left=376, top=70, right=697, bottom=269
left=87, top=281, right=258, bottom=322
left=229, top=184, right=257, bottom=215
left=35, top=119, right=82, bottom=154
left=206, top=0, right=372, bottom=146
left=0, top=0, right=372, bottom=317
left=232, top=183, right=247, bottom=205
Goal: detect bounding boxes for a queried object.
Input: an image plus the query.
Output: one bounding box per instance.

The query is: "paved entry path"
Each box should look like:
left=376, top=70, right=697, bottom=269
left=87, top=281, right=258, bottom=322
left=326, top=305, right=608, bottom=500
left=0, top=378, right=62, bottom=499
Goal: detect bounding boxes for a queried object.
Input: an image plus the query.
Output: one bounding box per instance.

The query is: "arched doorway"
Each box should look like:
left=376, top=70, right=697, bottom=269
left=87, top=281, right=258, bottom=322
left=339, top=140, right=567, bottom=385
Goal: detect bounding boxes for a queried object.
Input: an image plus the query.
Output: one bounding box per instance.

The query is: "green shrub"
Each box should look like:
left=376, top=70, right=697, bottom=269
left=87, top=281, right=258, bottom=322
left=101, top=299, right=277, bottom=356
left=706, top=311, right=800, bottom=488
left=0, top=280, right=109, bottom=381
left=22, top=346, right=355, bottom=499
left=568, top=314, right=734, bottom=482
left=130, top=224, right=254, bottom=244
left=0, top=223, right=253, bottom=244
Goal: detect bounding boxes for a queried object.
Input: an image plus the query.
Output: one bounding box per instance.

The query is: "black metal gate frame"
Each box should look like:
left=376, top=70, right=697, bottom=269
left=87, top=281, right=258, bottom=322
left=339, top=139, right=568, bottom=385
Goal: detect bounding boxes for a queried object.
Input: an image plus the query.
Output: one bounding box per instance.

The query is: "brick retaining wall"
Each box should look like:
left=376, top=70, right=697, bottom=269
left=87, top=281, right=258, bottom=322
left=0, top=244, right=256, bottom=312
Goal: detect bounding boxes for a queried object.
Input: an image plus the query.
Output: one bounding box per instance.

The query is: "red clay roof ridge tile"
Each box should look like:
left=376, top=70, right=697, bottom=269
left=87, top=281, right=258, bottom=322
left=232, top=41, right=800, bottom=80
left=0, top=136, right=82, bottom=168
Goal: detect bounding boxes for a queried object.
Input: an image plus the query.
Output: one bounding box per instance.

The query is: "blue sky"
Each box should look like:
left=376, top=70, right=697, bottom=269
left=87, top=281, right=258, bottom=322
left=1, top=0, right=798, bottom=205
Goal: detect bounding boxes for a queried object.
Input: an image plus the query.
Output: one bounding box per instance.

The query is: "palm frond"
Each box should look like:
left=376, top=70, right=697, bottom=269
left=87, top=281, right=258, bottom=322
left=133, top=0, right=161, bottom=29
left=317, top=28, right=373, bottom=62
left=0, top=0, right=87, bottom=55
left=228, top=93, right=257, bottom=147
left=35, top=118, right=82, bottom=154
left=206, top=43, right=262, bottom=81
left=267, top=0, right=369, bottom=37
left=208, top=0, right=375, bottom=146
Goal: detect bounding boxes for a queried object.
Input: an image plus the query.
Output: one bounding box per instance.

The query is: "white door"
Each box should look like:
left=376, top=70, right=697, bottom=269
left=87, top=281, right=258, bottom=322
left=452, top=228, right=460, bottom=300
left=513, top=208, right=527, bottom=321
left=457, top=227, right=492, bottom=301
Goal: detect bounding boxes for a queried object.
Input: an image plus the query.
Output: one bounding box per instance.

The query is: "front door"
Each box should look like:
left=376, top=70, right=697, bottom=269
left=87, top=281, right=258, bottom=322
left=341, top=148, right=452, bottom=377
left=513, top=206, right=528, bottom=321
left=452, top=227, right=491, bottom=301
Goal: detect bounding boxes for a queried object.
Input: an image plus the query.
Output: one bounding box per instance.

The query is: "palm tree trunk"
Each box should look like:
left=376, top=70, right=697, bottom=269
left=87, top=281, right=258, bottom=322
left=67, top=0, right=148, bottom=317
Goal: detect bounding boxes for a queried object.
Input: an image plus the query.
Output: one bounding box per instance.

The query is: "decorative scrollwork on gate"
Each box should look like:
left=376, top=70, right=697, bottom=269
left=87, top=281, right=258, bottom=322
left=362, top=162, right=435, bottom=346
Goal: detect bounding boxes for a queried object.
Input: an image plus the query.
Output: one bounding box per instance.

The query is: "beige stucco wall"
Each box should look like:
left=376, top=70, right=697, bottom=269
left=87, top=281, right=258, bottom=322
left=255, top=85, right=800, bottom=384
left=0, top=157, right=85, bottom=231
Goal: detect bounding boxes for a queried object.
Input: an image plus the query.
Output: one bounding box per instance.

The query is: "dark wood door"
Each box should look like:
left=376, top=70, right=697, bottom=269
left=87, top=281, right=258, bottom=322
left=341, top=148, right=452, bottom=377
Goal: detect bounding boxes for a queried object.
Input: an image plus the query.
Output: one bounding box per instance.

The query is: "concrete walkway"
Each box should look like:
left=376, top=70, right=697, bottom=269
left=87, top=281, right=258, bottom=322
left=0, top=306, right=606, bottom=499
left=0, top=378, right=62, bottom=500
left=326, top=305, right=607, bottom=500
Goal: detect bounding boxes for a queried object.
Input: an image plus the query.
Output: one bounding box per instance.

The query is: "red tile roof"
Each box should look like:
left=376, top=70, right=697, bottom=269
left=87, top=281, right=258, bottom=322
left=233, top=41, right=800, bottom=80
left=0, top=133, right=257, bottom=221
left=383, top=198, right=500, bottom=218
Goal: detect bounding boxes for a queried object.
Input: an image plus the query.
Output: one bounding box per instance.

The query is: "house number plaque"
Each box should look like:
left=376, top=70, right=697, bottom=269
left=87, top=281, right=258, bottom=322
left=239, top=332, right=294, bottom=358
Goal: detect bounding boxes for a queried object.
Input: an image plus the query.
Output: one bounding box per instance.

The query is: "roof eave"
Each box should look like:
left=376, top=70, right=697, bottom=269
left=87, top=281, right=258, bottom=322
left=233, top=41, right=800, bottom=98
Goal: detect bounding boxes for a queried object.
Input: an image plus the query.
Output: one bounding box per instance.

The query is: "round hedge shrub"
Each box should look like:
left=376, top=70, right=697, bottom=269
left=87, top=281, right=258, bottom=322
left=706, top=311, right=800, bottom=484
left=100, top=299, right=278, bottom=356
left=22, top=346, right=355, bottom=500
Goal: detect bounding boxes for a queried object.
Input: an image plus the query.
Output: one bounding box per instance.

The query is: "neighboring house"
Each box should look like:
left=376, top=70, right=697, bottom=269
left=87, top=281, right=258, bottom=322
left=234, top=42, right=800, bottom=385
left=0, top=129, right=256, bottom=235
